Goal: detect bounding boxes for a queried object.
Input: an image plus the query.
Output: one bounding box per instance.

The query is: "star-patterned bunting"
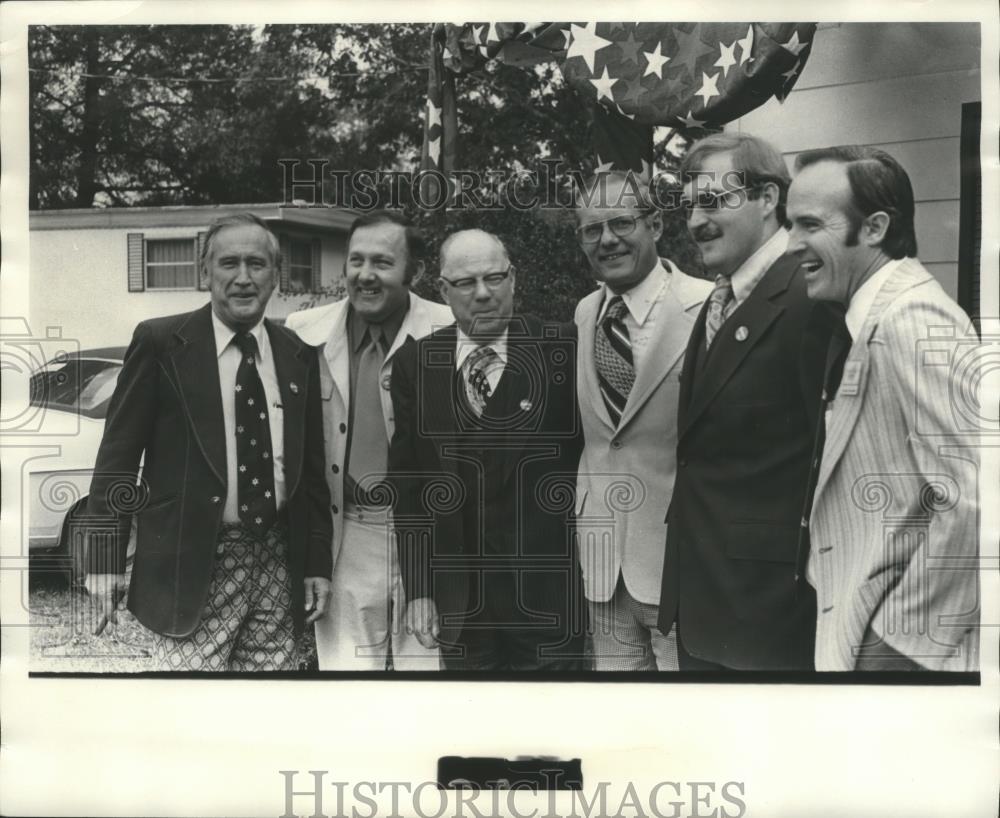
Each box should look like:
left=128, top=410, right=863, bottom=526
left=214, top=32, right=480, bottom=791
left=422, top=22, right=817, bottom=188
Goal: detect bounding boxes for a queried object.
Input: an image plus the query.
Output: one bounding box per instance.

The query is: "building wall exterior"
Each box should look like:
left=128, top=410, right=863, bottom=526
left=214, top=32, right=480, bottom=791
left=728, top=22, right=981, bottom=301
left=30, top=212, right=349, bottom=349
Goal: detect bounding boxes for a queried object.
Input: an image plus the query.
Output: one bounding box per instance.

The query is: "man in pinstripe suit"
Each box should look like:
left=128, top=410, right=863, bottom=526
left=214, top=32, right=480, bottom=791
left=787, top=145, right=979, bottom=671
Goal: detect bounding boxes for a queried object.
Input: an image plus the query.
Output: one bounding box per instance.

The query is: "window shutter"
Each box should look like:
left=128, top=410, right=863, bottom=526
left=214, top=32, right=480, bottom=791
left=310, top=237, right=321, bottom=291
left=196, top=232, right=208, bottom=290
left=127, top=233, right=145, bottom=292
left=279, top=234, right=291, bottom=292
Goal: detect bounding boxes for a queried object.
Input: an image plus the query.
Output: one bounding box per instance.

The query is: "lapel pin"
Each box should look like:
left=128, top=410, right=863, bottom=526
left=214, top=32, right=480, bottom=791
left=289, top=382, right=299, bottom=395
left=381, top=374, right=392, bottom=391
left=520, top=398, right=533, bottom=412
left=734, top=326, right=749, bottom=342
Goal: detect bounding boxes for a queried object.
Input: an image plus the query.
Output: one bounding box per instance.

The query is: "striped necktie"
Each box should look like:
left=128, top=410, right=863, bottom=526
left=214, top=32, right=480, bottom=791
left=594, top=296, right=634, bottom=427
left=704, top=274, right=734, bottom=349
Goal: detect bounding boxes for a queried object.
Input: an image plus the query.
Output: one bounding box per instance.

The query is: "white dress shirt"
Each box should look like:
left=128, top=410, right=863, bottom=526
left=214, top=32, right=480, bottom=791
left=729, top=228, right=789, bottom=309
left=211, top=311, right=286, bottom=521
left=596, top=259, right=672, bottom=376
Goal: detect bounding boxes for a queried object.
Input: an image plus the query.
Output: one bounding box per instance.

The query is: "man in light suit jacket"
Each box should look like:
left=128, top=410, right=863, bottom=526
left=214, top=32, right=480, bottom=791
left=787, top=145, right=979, bottom=671
left=574, top=171, right=712, bottom=670
left=286, top=211, right=452, bottom=670
left=658, top=134, right=830, bottom=670
left=83, top=214, right=333, bottom=671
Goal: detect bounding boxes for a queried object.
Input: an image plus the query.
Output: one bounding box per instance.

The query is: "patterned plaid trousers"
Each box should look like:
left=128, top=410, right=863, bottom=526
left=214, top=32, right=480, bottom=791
left=587, top=575, right=679, bottom=671
left=153, top=522, right=298, bottom=671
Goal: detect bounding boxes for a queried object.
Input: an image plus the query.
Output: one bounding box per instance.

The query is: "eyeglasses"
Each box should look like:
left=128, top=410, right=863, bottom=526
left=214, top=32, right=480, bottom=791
left=439, top=266, right=514, bottom=294
left=575, top=214, right=651, bottom=245
left=680, top=185, right=755, bottom=217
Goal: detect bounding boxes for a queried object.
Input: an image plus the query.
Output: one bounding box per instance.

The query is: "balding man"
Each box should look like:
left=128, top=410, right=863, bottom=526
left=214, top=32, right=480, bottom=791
left=388, top=229, right=585, bottom=671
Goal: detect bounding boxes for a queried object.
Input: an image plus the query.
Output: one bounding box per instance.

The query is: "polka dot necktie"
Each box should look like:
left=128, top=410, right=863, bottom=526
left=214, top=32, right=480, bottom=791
left=234, top=332, right=276, bottom=535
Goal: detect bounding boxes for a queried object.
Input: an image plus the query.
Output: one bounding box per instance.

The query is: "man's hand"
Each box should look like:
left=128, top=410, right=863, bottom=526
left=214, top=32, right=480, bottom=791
left=84, top=573, right=128, bottom=635
left=304, top=576, right=332, bottom=624
left=405, top=597, right=440, bottom=649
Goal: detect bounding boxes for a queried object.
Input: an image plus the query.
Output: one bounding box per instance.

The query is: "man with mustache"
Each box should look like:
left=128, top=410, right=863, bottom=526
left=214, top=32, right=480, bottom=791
left=286, top=211, right=451, bottom=670
left=83, top=213, right=333, bottom=670
left=574, top=172, right=712, bottom=670
left=657, top=134, right=831, bottom=670
left=388, top=229, right=585, bottom=671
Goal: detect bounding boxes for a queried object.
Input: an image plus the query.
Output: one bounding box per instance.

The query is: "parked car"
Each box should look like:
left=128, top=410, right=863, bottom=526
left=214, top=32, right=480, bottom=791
left=27, top=347, right=136, bottom=584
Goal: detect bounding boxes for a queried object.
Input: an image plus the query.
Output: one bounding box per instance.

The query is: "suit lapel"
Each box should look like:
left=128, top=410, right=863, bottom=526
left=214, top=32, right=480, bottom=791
left=267, top=321, right=310, bottom=499
left=681, top=257, right=794, bottom=438
left=812, top=262, right=923, bottom=504
left=170, top=304, right=227, bottom=486
left=321, top=301, right=351, bottom=407
left=576, top=289, right=616, bottom=431
left=420, top=327, right=462, bottom=477
left=618, top=270, right=696, bottom=431
left=490, top=317, right=544, bottom=487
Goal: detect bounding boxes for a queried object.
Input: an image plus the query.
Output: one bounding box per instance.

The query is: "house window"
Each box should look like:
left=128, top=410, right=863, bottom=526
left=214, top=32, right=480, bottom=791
left=145, top=238, right=198, bottom=290
left=280, top=235, right=321, bottom=292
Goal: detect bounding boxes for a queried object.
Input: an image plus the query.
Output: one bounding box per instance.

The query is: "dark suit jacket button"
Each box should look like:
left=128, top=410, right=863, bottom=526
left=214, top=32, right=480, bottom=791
left=611, top=440, right=622, bottom=450
left=339, top=423, right=347, bottom=433
left=331, top=464, right=339, bottom=474
left=331, top=504, right=339, bottom=514
left=210, top=496, right=221, bottom=504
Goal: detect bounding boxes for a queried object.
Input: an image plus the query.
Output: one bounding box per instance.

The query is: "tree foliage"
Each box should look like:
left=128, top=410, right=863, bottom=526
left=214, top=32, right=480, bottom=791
left=29, top=23, right=705, bottom=320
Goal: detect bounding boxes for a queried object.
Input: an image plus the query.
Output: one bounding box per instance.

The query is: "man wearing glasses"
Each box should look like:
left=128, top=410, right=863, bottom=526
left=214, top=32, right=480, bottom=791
left=573, top=172, right=712, bottom=670
left=388, top=228, right=585, bottom=671
left=657, top=133, right=830, bottom=670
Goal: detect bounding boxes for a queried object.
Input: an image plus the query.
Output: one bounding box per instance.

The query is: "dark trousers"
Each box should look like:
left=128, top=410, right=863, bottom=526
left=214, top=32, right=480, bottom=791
left=442, top=570, right=583, bottom=672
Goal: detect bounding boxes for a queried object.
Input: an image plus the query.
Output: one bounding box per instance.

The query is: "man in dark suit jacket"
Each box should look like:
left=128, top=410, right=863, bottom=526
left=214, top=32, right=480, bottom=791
left=658, top=133, right=830, bottom=670
left=388, top=228, right=584, bottom=671
left=83, top=213, right=333, bottom=671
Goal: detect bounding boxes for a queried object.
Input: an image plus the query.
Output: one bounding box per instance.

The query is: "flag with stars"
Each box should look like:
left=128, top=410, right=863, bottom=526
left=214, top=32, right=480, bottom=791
left=421, top=22, right=817, bottom=178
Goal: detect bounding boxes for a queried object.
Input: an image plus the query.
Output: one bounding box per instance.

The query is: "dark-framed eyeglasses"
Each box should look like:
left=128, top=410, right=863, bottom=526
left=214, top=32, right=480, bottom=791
left=679, top=182, right=775, bottom=218
left=575, top=213, right=652, bottom=245
left=439, top=266, right=514, bottom=294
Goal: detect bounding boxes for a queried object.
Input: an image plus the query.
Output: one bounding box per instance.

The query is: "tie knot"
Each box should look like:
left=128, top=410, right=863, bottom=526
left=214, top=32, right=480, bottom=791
left=365, top=323, right=383, bottom=346
left=235, top=331, right=259, bottom=359
left=605, top=296, right=628, bottom=322
left=467, top=344, right=497, bottom=371
left=711, top=274, right=733, bottom=295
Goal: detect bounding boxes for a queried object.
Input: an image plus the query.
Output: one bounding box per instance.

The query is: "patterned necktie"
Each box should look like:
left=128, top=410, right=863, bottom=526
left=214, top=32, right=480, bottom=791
left=347, top=324, right=388, bottom=499
left=594, top=296, right=634, bottom=427
left=464, top=345, right=498, bottom=417
left=704, top=274, right=734, bottom=349
left=234, top=332, right=276, bottom=535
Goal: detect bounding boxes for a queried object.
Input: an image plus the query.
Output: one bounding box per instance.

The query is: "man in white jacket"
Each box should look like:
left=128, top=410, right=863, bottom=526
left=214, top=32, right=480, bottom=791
left=286, top=211, right=453, bottom=670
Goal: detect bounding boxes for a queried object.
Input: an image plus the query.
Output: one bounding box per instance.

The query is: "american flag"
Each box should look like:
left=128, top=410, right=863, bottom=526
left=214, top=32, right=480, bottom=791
left=421, top=22, right=816, bottom=179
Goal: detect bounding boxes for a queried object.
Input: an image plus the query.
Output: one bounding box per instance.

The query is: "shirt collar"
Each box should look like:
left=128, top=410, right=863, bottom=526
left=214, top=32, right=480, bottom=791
left=730, top=229, right=788, bottom=304
left=348, top=295, right=410, bottom=353
left=845, top=257, right=905, bottom=341
left=455, top=327, right=509, bottom=371
left=212, top=309, right=268, bottom=360
left=600, top=259, right=669, bottom=326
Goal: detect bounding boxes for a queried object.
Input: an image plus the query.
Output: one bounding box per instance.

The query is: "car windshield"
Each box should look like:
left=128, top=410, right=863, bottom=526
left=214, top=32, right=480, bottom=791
left=29, top=359, right=122, bottom=419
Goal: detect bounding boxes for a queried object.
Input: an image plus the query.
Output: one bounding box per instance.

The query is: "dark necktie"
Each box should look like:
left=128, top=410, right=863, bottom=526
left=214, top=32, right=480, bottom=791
left=795, top=309, right=851, bottom=582
left=704, top=274, right=734, bottom=349
left=234, top=332, right=277, bottom=535
left=594, top=296, right=634, bottom=427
